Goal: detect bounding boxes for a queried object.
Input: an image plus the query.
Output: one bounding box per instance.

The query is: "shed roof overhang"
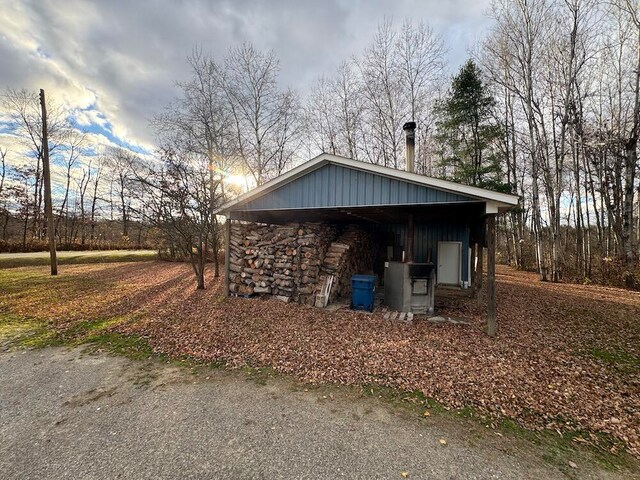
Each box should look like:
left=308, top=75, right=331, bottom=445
left=228, top=201, right=489, bottom=225
left=216, top=153, right=519, bottom=223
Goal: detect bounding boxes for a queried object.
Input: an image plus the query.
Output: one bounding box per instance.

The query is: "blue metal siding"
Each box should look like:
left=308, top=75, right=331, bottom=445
left=239, top=163, right=474, bottom=211
left=385, top=222, right=470, bottom=283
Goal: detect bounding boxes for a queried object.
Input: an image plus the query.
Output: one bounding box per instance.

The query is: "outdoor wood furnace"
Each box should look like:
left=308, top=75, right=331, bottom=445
left=383, top=262, right=435, bottom=314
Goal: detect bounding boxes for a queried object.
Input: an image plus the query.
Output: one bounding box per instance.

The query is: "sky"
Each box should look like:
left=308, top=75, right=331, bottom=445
left=0, top=0, right=492, bottom=159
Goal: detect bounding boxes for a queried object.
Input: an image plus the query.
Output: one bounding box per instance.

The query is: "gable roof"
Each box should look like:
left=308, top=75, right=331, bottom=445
left=215, top=153, right=519, bottom=215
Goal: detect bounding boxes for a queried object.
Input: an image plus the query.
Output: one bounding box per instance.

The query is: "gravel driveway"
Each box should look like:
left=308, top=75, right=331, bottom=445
left=0, top=347, right=633, bottom=479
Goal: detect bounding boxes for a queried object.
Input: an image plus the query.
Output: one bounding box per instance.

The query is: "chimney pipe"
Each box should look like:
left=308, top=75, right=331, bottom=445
left=403, top=121, right=416, bottom=173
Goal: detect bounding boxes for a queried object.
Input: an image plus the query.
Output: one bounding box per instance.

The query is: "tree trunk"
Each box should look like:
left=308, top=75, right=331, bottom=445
left=190, top=248, right=206, bottom=289
left=623, top=138, right=637, bottom=269
left=1, top=214, right=8, bottom=241
left=119, top=174, right=128, bottom=237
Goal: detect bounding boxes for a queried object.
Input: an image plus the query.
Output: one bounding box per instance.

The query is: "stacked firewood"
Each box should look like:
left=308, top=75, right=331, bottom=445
left=320, top=225, right=374, bottom=301
left=228, top=222, right=337, bottom=303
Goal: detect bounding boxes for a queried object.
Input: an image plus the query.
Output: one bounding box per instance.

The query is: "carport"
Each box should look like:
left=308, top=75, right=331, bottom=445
left=216, top=151, right=518, bottom=335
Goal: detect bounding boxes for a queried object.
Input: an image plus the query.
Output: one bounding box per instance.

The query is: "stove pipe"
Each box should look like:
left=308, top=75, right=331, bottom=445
left=403, top=121, right=416, bottom=173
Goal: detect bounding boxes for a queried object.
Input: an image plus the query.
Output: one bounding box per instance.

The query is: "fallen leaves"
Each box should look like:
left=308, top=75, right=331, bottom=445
left=3, top=261, right=639, bottom=458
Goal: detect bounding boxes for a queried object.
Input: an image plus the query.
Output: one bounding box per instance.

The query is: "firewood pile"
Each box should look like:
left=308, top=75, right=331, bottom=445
left=320, top=225, right=374, bottom=301
left=228, top=222, right=337, bottom=303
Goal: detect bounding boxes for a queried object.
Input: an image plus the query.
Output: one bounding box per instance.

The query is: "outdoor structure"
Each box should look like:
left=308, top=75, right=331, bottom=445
left=215, top=125, right=519, bottom=335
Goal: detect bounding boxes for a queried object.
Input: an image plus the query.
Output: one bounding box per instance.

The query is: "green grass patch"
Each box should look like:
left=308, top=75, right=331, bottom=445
left=0, top=267, right=106, bottom=301
left=582, top=347, right=640, bottom=374
left=0, top=250, right=157, bottom=269
left=0, top=268, right=123, bottom=324
left=586, top=347, right=639, bottom=366
left=0, top=267, right=88, bottom=289
left=61, top=317, right=130, bottom=340
left=82, top=332, right=155, bottom=361
left=0, top=314, right=62, bottom=348
left=0, top=312, right=144, bottom=358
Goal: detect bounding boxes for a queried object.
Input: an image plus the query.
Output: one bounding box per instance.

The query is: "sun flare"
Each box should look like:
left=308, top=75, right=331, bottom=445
left=224, top=174, right=254, bottom=192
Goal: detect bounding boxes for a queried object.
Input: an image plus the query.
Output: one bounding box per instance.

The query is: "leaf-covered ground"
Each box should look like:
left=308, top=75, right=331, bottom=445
left=1, top=261, right=638, bottom=457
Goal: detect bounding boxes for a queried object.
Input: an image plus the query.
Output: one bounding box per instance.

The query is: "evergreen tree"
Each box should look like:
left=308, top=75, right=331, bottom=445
left=434, top=60, right=505, bottom=190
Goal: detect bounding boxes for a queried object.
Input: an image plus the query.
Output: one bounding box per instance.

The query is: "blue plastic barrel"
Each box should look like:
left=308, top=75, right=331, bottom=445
left=351, top=274, right=376, bottom=312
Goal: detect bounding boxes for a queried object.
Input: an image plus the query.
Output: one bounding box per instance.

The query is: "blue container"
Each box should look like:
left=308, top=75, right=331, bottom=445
left=351, top=274, right=376, bottom=312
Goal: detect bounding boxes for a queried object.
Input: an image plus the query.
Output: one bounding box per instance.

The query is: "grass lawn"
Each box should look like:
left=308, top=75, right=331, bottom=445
left=0, top=249, right=157, bottom=268
left=0, top=261, right=638, bottom=468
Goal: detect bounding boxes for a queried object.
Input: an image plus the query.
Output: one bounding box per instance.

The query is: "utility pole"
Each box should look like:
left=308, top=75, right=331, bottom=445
left=39, top=88, right=57, bottom=275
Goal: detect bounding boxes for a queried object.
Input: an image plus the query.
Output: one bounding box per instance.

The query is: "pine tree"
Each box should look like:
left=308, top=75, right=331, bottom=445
left=434, top=60, right=505, bottom=190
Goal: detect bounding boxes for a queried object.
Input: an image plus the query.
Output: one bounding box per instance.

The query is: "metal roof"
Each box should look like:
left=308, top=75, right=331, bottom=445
left=215, top=153, right=519, bottom=216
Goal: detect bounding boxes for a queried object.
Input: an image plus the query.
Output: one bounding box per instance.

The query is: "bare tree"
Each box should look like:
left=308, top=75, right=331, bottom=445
left=222, top=43, right=301, bottom=184
left=484, top=0, right=553, bottom=280
left=75, top=159, right=93, bottom=245
left=55, top=130, right=85, bottom=238
left=614, top=0, right=640, bottom=273
left=479, top=0, right=640, bottom=287
left=89, top=157, right=103, bottom=244
left=357, top=19, right=405, bottom=168
left=306, top=18, right=445, bottom=170
left=306, top=76, right=340, bottom=155
left=2, top=88, right=70, bottom=240
left=0, top=147, right=6, bottom=197
left=0, top=147, right=8, bottom=240
left=104, top=147, right=136, bottom=239
left=396, top=19, right=446, bottom=124
left=334, top=61, right=364, bottom=161
left=154, top=49, right=237, bottom=277
left=128, top=148, right=216, bottom=289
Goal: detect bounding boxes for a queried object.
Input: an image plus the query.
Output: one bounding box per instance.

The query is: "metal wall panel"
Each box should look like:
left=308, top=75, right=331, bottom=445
left=384, top=222, right=470, bottom=283
left=239, top=164, right=474, bottom=211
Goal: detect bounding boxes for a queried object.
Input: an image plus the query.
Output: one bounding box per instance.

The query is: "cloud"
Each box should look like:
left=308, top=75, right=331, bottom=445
left=0, top=132, right=35, bottom=169
left=73, top=106, right=108, bottom=129
left=1, top=0, right=492, bottom=156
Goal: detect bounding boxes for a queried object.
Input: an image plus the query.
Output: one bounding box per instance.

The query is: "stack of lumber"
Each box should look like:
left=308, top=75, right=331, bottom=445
left=320, top=225, right=374, bottom=301
left=228, top=222, right=336, bottom=302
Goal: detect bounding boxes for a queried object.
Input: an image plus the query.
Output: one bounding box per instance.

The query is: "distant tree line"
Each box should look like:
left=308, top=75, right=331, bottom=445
left=0, top=90, right=153, bottom=252
left=1, top=0, right=638, bottom=289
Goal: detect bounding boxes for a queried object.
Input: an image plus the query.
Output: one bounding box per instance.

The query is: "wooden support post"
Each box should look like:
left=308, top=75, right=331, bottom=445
left=224, top=217, right=231, bottom=297
left=406, top=213, right=414, bottom=263
left=474, top=216, right=486, bottom=304
left=470, top=243, right=477, bottom=287
left=39, top=89, right=57, bottom=276
left=487, top=214, right=496, bottom=336
left=475, top=242, right=484, bottom=305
